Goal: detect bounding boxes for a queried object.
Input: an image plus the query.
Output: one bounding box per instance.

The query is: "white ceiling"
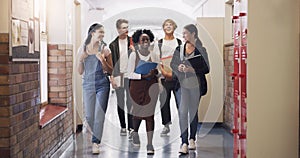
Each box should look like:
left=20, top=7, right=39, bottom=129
left=101, top=7, right=196, bottom=43
left=80, top=0, right=225, bottom=43
left=84, top=0, right=214, bottom=20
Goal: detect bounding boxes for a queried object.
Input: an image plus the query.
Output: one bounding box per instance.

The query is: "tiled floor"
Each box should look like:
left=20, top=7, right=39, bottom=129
left=58, top=91, right=233, bottom=158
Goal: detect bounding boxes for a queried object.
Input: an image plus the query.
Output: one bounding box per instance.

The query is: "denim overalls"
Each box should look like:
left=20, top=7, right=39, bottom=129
left=82, top=54, right=110, bottom=144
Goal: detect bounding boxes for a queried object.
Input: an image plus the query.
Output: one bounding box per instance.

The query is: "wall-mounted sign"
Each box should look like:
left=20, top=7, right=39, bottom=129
left=11, top=0, right=40, bottom=61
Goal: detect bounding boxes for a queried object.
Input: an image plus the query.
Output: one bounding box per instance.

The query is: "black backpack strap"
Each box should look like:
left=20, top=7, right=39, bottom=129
left=176, top=38, right=182, bottom=46
left=158, top=39, right=163, bottom=58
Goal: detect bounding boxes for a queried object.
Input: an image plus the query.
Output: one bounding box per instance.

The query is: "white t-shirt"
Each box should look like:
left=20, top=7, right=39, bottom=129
left=153, top=38, right=179, bottom=78
left=160, top=38, right=179, bottom=58
left=118, top=38, right=129, bottom=77
left=127, top=51, right=158, bottom=80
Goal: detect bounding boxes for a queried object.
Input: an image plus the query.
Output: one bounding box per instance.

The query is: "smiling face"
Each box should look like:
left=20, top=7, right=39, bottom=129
left=182, top=28, right=195, bottom=43
left=92, top=26, right=105, bottom=42
left=138, top=34, right=150, bottom=49
left=117, top=22, right=129, bottom=37
left=163, top=22, right=175, bottom=35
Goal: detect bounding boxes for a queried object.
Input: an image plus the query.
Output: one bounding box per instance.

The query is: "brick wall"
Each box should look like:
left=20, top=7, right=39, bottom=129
left=48, top=44, right=73, bottom=106
left=0, top=33, right=12, bottom=158
left=0, top=33, right=74, bottom=158
left=41, top=43, right=73, bottom=157
left=39, top=109, right=73, bottom=157
left=223, top=43, right=234, bottom=130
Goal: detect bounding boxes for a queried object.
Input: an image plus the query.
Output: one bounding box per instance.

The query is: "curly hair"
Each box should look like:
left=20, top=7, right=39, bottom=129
left=131, top=29, right=155, bottom=44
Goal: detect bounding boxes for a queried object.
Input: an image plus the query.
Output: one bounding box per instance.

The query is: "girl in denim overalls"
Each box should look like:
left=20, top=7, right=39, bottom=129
left=77, top=23, right=113, bottom=154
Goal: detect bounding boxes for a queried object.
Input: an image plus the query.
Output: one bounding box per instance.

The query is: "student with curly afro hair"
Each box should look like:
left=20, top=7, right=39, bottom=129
left=127, top=29, right=159, bottom=155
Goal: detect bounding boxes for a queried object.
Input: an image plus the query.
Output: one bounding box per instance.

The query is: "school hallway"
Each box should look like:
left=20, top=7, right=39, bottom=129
left=54, top=91, right=233, bottom=158
left=0, top=0, right=298, bottom=158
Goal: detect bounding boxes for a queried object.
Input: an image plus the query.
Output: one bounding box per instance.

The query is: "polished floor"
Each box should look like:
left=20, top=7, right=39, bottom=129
left=58, top=91, right=233, bottom=158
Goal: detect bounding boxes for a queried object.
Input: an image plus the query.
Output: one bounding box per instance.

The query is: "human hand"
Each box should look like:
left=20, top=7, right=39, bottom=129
left=129, top=45, right=135, bottom=52
left=160, top=64, right=172, bottom=80
left=183, top=65, right=194, bottom=73
left=160, top=64, right=166, bottom=75
left=110, top=77, right=118, bottom=89
left=79, top=51, right=88, bottom=63
left=142, top=69, right=158, bottom=79
left=101, top=46, right=110, bottom=55
left=150, top=69, right=158, bottom=76
left=96, top=53, right=106, bottom=63
left=178, top=64, right=186, bottom=72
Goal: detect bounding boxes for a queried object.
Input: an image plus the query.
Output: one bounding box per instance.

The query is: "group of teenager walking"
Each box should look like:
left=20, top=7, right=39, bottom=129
left=77, top=18, right=210, bottom=155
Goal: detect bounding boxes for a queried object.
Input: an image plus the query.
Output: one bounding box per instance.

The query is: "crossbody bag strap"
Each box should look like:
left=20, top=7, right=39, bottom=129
left=179, top=45, right=184, bottom=61
left=158, top=39, right=163, bottom=58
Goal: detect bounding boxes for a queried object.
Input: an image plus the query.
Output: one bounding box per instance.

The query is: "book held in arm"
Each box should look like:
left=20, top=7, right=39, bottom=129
left=184, top=54, right=203, bottom=69
left=134, top=60, right=157, bottom=80
left=160, top=55, right=172, bottom=73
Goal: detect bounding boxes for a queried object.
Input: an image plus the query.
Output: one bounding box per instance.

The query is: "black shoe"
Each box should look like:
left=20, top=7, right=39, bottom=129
left=147, top=144, right=154, bottom=155
left=76, top=124, right=83, bottom=133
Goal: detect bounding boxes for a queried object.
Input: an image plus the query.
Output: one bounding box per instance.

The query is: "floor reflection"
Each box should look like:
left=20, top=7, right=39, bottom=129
left=59, top=91, right=233, bottom=158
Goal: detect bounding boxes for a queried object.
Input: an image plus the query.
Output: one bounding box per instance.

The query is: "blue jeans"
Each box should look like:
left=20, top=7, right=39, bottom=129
left=83, top=75, right=110, bottom=144
left=177, top=87, right=201, bottom=145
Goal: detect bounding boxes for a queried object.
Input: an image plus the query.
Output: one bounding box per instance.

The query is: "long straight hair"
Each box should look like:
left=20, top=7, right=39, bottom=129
left=184, top=24, right=202, bottom=47
left=84, top=23, right=103, bottom=52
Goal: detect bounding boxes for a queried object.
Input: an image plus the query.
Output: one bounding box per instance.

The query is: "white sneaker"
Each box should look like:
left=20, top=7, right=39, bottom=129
left=160, top=126, right=170, bottom=136
left=120, top=128, right=127, bottom=136
left=132, top=132, right=140, bottom=147
left=92, top=143, right=100, bottom=154
left=128, top=129, right=134, bottom=140
left=189, top=139, right=196, bottom=150
left=179, top=143, right=188, bottom=154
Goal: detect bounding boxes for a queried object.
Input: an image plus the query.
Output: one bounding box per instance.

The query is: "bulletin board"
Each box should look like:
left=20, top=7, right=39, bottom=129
left=11, top=0, right=40, bottom=61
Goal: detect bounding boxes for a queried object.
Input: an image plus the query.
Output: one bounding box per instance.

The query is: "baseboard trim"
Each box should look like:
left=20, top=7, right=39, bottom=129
left=50, top=134, right=74, bottom=158
left=198, top=122, right=232, bottom=135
